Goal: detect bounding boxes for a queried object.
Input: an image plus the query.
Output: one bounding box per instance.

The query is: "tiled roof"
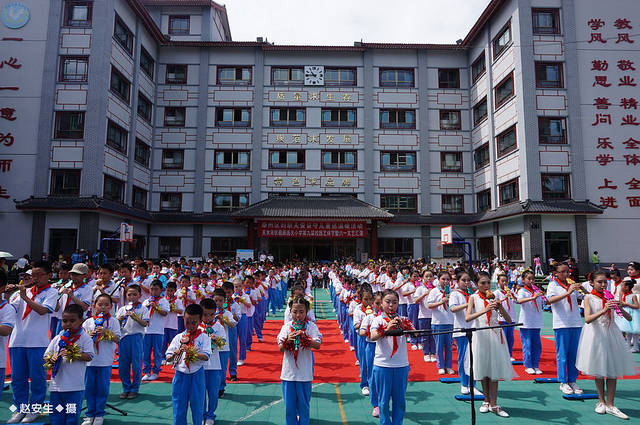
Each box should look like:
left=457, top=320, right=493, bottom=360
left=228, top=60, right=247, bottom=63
left=231, top=196, right=394, bottom=219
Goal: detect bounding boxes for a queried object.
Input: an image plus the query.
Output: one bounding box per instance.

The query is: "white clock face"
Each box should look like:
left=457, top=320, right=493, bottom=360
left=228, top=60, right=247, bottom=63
left=304, top=66, right=324, bottom=86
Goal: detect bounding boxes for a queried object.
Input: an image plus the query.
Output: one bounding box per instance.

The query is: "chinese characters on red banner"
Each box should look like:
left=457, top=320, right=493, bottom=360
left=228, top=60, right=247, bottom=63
left=589, top=17, right=639, bottom=208
left=257, top=221, right=367, bottom=238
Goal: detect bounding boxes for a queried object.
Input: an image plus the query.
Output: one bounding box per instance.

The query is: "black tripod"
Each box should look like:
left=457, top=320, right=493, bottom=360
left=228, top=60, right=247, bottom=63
left=387, top=322, right=521, bottom=425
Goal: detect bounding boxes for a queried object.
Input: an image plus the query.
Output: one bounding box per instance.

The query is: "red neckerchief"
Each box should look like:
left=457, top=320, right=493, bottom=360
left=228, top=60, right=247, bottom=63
left=455, top=289, right=469, bottom=303
left=147, top=296, right=157, bottom=316
left=613, top=280, right=623, bottom=294
left=440, top=289, right=448, bottom=311
left=476, top=291, right=492, bottom=324
left=621, top=290, right=632, bottom=303
left=361, top=304, right=373, bottom=314
left=289, top=320, right=308, bottom=366
left=166, top=295, right=177, bottom=304
left=383, top=314, right=399, bottom=358
left=498, top=289, right=510, bottom=311
left=64, top=280, right=87, bottom=309
left=522, top=286, right=539, bottom=312
left=591, top=290, right=611, bottom=326
left=92, top=312, right=111, bottom=353
left=182, top=328, right=203, bottom=371
left=60, top=329, right=82, bottom=346
left=0, top=299, right=7, bottom=310
left=553, top=278, right=573, bottom=310
left=22, top=283, right=52, bottom=320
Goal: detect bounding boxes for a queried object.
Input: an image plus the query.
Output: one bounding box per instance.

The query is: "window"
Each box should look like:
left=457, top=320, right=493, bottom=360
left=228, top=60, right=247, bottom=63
left=494, top=73, right=514, bottom=108
left=473, top=98, right=488, bottom=126
left=215, top=107, right=251, bottom=127
left=541, top=174, right=570, bottom=199
left=499, top=178, right=519, bottom=205
left=164, top=107, right=186, bottom=127
left=271, top=67, right=303, bottom=85
left=213, top=193, right=249, bottom=211
left=140, top=48, right=155, bottom=78
left=477, top=189, right=491, bottom=212
left=166, top=64, right=187, bottom=84
left=539, top=117, right=567, bottom=144
left=132, top=186, right=147, bottom=209
left=50, top=170, right=80, bottom=195
left=379, top=68, right=414, bottom=87
left=270, top=108, right=305, bottom=127
left=474, top=143, right=490, bottom=170
left=441, top=152, right=462, bottom=172
left=442, top=195, right=464, bottom=214
left=477, top=237, right=494, bottom=259
left=64, top=1, right=92, bottom=27
left=380, top=151, right=416, bottom=172
left=501, top=234, right=522, bottom=260
left=380, top=109, right=415, bottom=129
left=161, top=150, right=184, bottom=170
left=137, top=93, right=152, bottom=122
left=160, top=193, right=182, bottom=211
left=497, top=125, right=517, bottom=157
left=378, top=238, right=413, bottom=259
left=380, top=195, right=417, bottom=213
left=471, top=54, right=486, bottom=83
left=325, top=67, right=356, bottom=86
left=106, top=120, right=128, bottom=153
left=110, top=67, right=130, bottom=104
left=59, top=56, right=88, bottom=82
left=103, top=175, right=124, bottom=202
left=159, top=237, right=181, bottom=257
left=321, top=108, right=356, bottom=127
left=493, top=22, right=512, bottom=59
left=321, top=150, right=357, bottom=170
left=54, top=111, right=84, bottom=139
left=214, top=150, right=250, bottom=170
left=211, top=237, right=249, bottom=258
left=269, top=150, right=305, bottom=169
left=438, top=69, right=460, bottom=89
left=217, top=66, right=252, bottom=85
left=168, top=15, right=190, bottom=35
left=113, top=14, right=133, bottom=54
left=535, top=62, right=564, bottom=88
left=134, top=139, right=150, bottom=167
left=533, top=8, right=560, bottom=34
left=439, top=110, right=461, bottom=130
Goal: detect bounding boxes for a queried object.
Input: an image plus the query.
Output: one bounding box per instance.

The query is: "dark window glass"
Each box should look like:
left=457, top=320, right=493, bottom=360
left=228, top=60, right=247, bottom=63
left=325, top=67, right=356, bottom=86
left=213, top=193, right=249, bottom=211
left=538, top=117, right=567, bottom=144
left=535, top=62, right=563, bottom=88
left=495, top=74, right=514, bottom=108
left=271, top=67, right=303, bottom=85
left=439, top=110, right=461, bottom=130
left=497, top=126, right=517, bottom=157
left=499, top=179, right=519, bottom=205
left=217, top=66, right=252, bottom=85
left=321, top=109, right=356, bottom=127
left=114, top=15, right=133, bottom=54
left=166, top=64, right=187, bottom=84
left=64, top=1, right=92, bottom=27
left=321, top=150, right=357, bottom=170
left=477, top=189, right=491, bottom=212
left=164, top=107, right=186, bottom=127
left=134, top=139, right=150, bottom=167
left=269, top=150, right=305, bottom=169
left=106, top=120, right=128, bottom=154
left=140, top=48, right=155, bottom=78
left=160, top=193, right=182, bottom=211
left=103, top=175, right=124, bottom=202
left=501, top=234, right=522, bottom=260
left=438, top=69, right=460, bottom=89
left=50, top=169, right=80, bottom=195
left=378, top=238, right=413, bottom=259
left=54, top=111, right=84, bottom=139
left=59, top=56, right=88, bottom=82
left=137, top=93, right=152, bottom=122
left=161, top=150, right=184, bottom=170
left=442, top=195, right=464, bottom=214
left=471, top=54, right=486, bottom=83
left=215, top=108, right=251, bottom=127
left=533, top=8, right=560, bottom=34
left=380, top=109, right=415, bottom=129
left=542, top=174, right=570, bottom=199
left=110, top=67, right=130, bottom=103
left=493, top=23, right=512, bottom=59
left=473, top=98, right=488, bottom=126
left=132, top=186, right=147, bottom=209
left=380, top=195, right=417, bottom=213
left=380, top=151, right=416, bottom=172
left=159, top=237, right=181, bottom=257
left=214, top=151, right=250, bottom=170
left=474, top=144, right=490, bottom=170
left=168, top=16, right=190, bottom=35
left=270, top=108, right=305, bottom=127
left=380, top=69, right=414, bottom=87
left=441, top=152, right=463, bottom=172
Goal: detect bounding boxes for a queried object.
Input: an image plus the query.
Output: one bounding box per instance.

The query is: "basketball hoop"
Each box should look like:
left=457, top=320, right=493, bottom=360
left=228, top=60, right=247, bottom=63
left=440, top=225, right=453, bottom=245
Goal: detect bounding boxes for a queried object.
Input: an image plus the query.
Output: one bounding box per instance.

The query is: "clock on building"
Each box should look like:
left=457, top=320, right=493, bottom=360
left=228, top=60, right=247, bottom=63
left=304, top=66, right=324, bottom=86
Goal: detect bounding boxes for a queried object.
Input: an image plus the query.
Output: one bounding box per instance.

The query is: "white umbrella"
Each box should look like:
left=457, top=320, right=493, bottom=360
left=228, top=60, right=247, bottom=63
left=0, top=252, right=15, bottom=259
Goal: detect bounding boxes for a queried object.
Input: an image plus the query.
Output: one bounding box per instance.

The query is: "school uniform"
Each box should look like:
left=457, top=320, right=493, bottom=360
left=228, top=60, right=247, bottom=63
left=166, top=330, right=212, bottom=425
left=202, top=320, right=225, bottom=422
left=250, top=287, right=263, bottom=342
left=9, top=284, right=57, bottom=408
left=56, top=282, right=93, bottom=333
left=396, top=277, right=409, bottom=317
left=83, top=314, right=121, bottom=418
left=404, top=281, right=419, bottom=343
left=163, top=296, right=184, bottom=353
left=277, top=320, right=322, bottom=425
left=177, top=287, right=196, bottom=333
left=0, top=299, right=16, bottom=396
left=427, top=287, right=454, bottom=369
left=217, top=309, right=237, bottom=390
left=371, top=314, right=410, bottom=425
left=546, top=279, right=584, bottom=384
left=517, top=287, right=544, bottom=370
left=359, top=312, right=379, bottom=409
left=116, top=302, right=149, bottom=394
left=414, top=284, right=435, bottom=356
left=493, top=288, right=516, bottom=357
left=449, top=290, right=474, bottom=389
left=143, top=296, right=170, bottom=375
left=135, top=275, right=154, bottom=302
left=353, top=306, right=369, bottom=390
left=45, top=329, right=95, bottom=425
left=236, top=292, right=252, bottom=362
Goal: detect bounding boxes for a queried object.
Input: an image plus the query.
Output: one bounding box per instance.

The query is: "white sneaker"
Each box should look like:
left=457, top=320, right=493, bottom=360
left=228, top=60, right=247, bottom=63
left=471, top=387, right=484, bottom=396
left=535, top=368, right=543, bottom=375
left=349, top=346, right=355, bottom=351
left=438, top=368, right=445, bottom=375
left=20, top=413, right=41, bottom=423
left=361, top=387, right=370, bottom=396
left=418, top=344, right=423, bottom=350
left=460, top=386, right=470, bottom=395
left=81, top=418, right=94, bottom=425
left=606, top=406, right=629, bottom=420
left=491, top=406, right=510, bottom=418
left=93, top=418, right=104, bottom=425
left=479, top=402, right=490, bottom=413
left=344, top=338, right=349, bottom=343
left=355, top=360, right=360, bottom=366
left=524, top=368, right=536, bottom=374
left=595, top=402, right=606, bottom=414
left=237, top=360, right=245, bottom=366
left=141, top=374, right=151, bottom=381
left=430, top=355, right=437, bottom=362
left=446, top=368, right=455, bottom=375
left=205, top=419, right=215, bottom=425
left=559, top=383, right=574, bottom=394
left=148, top=373, right=159, bottom=381
left=510, top=357, right=515, bottom=362
left=7, top=413, right=26, bottom=424
left=411, top=344, right=418, bottom=351
left=568, top=382, right=583, bottom=395
left=424, top=355, right=430, bottom=362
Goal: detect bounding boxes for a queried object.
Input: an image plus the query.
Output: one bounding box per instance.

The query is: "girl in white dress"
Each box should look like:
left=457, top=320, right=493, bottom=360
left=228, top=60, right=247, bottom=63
left=576, top=270, right=636, bottom=420
left=465, top=274, right=517, bottom=418
left=615, top=279, right=640, bottom=352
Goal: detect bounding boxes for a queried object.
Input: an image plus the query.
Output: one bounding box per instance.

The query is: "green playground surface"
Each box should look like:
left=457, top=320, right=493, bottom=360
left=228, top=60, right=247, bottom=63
left=1, top=288, right=639, bottom=424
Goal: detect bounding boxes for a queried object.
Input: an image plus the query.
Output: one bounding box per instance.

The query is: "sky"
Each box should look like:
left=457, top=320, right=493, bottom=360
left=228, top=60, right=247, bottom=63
left=221, top=0, right=493, bottom=45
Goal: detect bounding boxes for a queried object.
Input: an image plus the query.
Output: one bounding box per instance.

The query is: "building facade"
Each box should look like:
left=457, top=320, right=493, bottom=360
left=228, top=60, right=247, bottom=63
left=1, top=0, right=638, bottom=264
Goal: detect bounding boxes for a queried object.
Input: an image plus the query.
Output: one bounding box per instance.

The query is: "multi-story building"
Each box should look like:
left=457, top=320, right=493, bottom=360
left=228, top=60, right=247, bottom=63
left=2, top=0, right=638, bottom=265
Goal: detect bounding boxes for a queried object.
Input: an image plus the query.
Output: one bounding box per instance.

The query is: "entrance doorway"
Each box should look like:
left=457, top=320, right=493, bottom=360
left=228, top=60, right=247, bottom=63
left=49, top=229, right=77, bottom=258
left=544, top=231, right=572, bottom=261
left=269, top=239, right=356, bottom=261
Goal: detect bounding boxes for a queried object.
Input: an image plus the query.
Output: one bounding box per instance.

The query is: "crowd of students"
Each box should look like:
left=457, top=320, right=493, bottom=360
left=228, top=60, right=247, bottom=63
left=0, top=257, right=638, bottom=425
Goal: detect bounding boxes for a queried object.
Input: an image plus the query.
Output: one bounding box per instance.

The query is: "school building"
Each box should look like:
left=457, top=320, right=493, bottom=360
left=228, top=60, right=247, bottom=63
left=1, top=0, right=638, bottom=264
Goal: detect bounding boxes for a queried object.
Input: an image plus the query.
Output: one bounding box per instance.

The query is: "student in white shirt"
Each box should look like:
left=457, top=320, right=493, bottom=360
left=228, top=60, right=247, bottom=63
left=427, top=271, right=455, bottom=374
left=142, top=280, right=170, bottom=381
left=414, top=270, right=436, bottom=361
left=516, top=270, right=545, bottom=375
left=163, top=281, right=184, bottom=354
left=56, top=263, right=92, bottom=331
left=277, top=297, right=322, bottom=425
left=7, top=260, right=58, bottom=424
left=449, top=271, right=479, bottom=395
left=166, top=304, right=212, bottom=425
left=494, top=274, right=517, bottom=361
left=116, top=285, right=149, bottom=399
left=233, top=278, right=252, bottom=366
left=0, top=275, right=15, bottom=399
left=83, top=293, right=121, bottom=425
left=200, top=298, right=226, bottom=425
left=212, top=288, right=237, bottom=397
left=44, top=304, right=95, bottom=425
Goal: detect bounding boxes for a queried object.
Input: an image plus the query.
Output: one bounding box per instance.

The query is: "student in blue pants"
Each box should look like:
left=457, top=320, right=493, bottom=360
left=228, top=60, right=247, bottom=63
left=200, top=298, right=225, bottom=425
left=516, top=270, right=545, bottom=375
left=427, top=271, right=455, bottom=374
left=359, top=292, right=382, bottom=417
left=222, top=282, right=241, bottom=381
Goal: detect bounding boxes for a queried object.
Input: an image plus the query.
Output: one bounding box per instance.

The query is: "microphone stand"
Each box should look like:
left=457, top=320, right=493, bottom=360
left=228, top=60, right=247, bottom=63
left=387, top=322, right=522, bottom=425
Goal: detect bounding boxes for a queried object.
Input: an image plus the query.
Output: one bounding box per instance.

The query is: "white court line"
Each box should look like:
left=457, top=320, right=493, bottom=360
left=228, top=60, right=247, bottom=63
left=231, top=383, right=325, bottom=424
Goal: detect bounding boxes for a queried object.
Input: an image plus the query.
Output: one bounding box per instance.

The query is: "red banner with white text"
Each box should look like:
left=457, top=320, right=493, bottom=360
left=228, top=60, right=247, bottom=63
left=257, top=220, right=367, bottom=238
